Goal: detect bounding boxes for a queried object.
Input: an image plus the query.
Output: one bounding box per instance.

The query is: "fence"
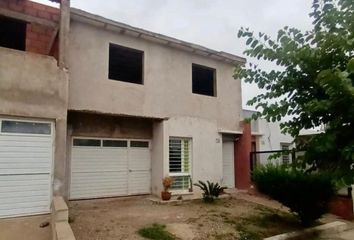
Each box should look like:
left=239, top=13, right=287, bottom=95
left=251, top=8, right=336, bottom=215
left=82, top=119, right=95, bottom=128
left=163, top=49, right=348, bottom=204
left=250, top=150, right=304, bottom=171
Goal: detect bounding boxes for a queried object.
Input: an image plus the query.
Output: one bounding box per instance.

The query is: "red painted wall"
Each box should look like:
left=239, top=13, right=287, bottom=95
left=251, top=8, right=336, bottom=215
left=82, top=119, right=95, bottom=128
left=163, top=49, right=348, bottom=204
left=329, top=196, right=353, bottom=220
left=234, top=122, right=251, bottom=189
left=0, top=0, right=59, bottom=56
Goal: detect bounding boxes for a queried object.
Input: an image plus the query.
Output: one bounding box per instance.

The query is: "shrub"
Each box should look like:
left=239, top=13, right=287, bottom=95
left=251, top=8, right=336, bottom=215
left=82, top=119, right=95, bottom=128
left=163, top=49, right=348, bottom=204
left=194, top=180, right=226, bottom=203
left=252, top=164, right=336, bottom=226
left=137, top=223, right=174, bottom=240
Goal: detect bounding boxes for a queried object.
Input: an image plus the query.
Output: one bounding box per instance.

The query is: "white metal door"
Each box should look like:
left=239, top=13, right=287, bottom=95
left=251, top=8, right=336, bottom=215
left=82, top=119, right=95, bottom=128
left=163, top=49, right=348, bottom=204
left=222, top=141, right=235, bottom=188
left=70, top=138, right=151, bottom=199
left=0, top=119, right=53, bottom=218
left=128, top=141, right=151, bottom=195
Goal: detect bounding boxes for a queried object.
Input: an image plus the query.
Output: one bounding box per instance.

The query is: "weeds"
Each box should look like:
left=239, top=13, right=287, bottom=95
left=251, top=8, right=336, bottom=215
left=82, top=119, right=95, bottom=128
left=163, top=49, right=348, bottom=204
left=137, top=223, right=175, bottom=240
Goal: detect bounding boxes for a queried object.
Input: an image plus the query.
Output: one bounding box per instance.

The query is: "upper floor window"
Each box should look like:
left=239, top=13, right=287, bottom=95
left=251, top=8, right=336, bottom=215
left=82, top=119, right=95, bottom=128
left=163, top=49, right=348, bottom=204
left=0, top=16, right=26, bottom=51
left=192, top=64, right=216, bottom=97
left=108, top=43, right=144, bottom=84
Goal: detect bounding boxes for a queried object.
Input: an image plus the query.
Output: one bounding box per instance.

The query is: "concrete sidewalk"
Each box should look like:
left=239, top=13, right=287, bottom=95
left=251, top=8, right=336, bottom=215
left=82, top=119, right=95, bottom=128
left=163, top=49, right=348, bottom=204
left=320, top=229, right=354, bottom=240
left=329, top=228, right=354, bottom=240
left=0, top=214, right=51, bottom=240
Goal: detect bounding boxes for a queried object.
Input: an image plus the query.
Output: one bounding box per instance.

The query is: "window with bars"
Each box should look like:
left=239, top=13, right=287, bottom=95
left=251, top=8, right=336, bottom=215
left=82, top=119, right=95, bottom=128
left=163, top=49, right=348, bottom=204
left=169, top=138, right=192, bottom=191
left=281, top=143, right=291, bottom=164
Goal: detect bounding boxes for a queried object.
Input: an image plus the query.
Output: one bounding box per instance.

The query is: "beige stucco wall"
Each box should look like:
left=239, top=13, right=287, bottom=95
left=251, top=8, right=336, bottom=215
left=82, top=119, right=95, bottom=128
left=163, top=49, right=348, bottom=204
left=151, top=121, right=165, bottom=196
left=150, top=116, right=224, bottom=197
left=68, top=21, right=242, bottom=132
left=0, top=47, right=68, bottom=119
left=0, top=47, right=69, bottom=196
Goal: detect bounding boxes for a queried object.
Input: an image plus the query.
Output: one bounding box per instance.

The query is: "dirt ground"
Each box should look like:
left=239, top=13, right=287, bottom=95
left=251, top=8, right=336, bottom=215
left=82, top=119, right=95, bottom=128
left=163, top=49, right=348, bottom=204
left=69, top=195, right=304, bottom=240
left=0, top=214, right=51, bottom=240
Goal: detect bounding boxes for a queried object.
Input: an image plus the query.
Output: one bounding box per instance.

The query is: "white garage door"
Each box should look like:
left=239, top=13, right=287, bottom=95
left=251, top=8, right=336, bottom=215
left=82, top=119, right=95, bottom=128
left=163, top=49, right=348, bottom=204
left=222, top=141, right=235, bottom=188
left=70, top=138, right=151, bottom=199
left=0, top=119, right=53, bottom=218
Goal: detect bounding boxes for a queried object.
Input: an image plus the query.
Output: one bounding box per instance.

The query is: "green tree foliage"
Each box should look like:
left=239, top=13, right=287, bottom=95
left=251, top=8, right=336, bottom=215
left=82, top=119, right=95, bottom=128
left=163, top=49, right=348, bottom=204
left=235, top=0, right=354, bottom=183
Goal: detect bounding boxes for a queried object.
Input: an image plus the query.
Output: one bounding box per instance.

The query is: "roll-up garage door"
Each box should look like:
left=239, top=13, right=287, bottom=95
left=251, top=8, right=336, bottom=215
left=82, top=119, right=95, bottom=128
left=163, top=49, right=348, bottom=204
left=70, top=138, right=151, bottom=199
left=0, top=118, right=53, bottom=218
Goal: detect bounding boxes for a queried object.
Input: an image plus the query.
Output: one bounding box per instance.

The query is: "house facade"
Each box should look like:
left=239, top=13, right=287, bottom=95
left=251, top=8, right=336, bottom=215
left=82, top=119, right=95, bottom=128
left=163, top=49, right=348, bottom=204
left=0, top=0, right=250, bottom=218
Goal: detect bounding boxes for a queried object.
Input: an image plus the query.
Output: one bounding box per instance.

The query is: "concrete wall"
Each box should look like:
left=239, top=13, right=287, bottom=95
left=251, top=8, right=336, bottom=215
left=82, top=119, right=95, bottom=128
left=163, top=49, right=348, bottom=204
left=68, top=20, right=242, bottom=132
left=67, top=112, right=153, bottom=139
left=150, top=116, right=224, bottom=196
left=0, top=47, right=69, bottom=195
left=257, top=119, right=294, bottom=151
left=151, top=121, right=165, bottom=196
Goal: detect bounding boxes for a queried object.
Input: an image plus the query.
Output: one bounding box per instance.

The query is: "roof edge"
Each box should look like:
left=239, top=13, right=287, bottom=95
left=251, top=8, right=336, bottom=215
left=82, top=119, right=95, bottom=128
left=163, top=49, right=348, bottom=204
left=70, top=8, right=246, bottom=65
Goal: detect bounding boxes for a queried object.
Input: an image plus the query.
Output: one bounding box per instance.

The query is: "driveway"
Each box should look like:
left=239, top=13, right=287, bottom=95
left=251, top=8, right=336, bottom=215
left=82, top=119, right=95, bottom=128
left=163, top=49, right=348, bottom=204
left=0, top=214, right=51, bottom=240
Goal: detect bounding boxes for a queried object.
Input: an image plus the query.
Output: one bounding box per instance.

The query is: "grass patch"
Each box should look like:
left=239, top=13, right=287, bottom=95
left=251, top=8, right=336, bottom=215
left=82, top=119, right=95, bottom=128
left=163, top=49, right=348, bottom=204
left=213, top=232, right=237, bottom=240
left=219, top=207, right=304, bottom=239
left=137, top=223, right=175, bottom=240
left=236, top=223, right=262, bottom=240
left=235, top=210, right=303, bottom=239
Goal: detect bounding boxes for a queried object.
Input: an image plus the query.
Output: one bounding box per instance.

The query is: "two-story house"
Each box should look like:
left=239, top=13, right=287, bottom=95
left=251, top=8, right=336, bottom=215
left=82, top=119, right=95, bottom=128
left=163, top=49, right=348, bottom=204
left=0, top=0, right=250, bottom=218
left=0, top=0, right=68, bottom=218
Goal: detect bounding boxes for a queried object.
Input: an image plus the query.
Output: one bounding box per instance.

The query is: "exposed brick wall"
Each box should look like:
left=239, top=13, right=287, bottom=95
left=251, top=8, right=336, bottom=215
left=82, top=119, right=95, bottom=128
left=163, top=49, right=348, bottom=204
left=26, top=23, right=54, bottom=54
left=0, top=0, right=59, bottom=56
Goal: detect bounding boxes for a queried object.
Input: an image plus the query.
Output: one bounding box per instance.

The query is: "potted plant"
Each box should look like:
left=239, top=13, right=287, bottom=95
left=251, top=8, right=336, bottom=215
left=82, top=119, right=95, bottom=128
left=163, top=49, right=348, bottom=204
left=161, top=176, right=174, bottom=201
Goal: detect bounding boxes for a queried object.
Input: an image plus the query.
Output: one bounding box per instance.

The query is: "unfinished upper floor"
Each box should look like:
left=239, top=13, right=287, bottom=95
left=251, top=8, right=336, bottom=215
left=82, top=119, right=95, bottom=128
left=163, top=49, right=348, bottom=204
left=67, top=9, right=246, bottom=131
left=0, top=0, right=68, bottom=121
left=0, top=1, right=246, bottom=132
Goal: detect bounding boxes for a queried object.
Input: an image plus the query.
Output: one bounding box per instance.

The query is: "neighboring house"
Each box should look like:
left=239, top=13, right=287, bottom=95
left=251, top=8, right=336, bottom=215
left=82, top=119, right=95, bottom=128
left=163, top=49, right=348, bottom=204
left=297, top=128, right=325, bottom=145
left=0, top=0, right=67, bottom=219
left=0, top=0, right=250, bottom=218
left=243, top=109, right=295, bottom=166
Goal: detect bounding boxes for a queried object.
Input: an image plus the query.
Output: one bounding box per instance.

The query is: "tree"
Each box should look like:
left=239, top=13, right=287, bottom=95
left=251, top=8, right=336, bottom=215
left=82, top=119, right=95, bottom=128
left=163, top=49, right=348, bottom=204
left=235, top=0, right=354, bottom=183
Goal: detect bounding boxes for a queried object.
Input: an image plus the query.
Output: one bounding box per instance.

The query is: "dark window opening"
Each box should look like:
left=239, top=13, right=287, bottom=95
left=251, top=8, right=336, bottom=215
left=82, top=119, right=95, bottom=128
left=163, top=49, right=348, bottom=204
left=1, top=120, right=51, bottom=135
left=130, top=141, right=149, bottom=148
left=108, top=43, right=143, bottom=84
left=0, top=16, right=26, bottom=51
left=73, top=139, right=101, bottom=147
left=192, top=64, right=216, bottom=97
left=103, top=140, right=128, bottom=147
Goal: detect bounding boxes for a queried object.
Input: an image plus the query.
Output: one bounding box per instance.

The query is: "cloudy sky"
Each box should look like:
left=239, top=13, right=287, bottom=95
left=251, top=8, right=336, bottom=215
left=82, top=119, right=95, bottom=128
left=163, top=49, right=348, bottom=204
left=36, top=0, right=313, bottom=109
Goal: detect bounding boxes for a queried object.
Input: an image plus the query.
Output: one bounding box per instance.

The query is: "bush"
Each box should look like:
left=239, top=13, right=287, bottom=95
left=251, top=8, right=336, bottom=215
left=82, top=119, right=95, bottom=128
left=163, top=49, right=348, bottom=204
left=194, top=180, right=226, bottom=203
left=252, top=164, right=336, bottom=226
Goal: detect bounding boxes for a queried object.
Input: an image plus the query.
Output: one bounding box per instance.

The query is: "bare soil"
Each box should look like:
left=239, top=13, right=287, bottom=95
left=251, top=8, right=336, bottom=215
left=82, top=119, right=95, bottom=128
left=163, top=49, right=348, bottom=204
left=0, top=214, right=51, bottom=240
left=69, top=196, right=303, bottom=240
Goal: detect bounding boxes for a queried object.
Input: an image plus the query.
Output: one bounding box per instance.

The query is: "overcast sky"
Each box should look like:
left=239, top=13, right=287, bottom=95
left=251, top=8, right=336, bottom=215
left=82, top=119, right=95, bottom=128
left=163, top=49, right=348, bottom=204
left=35, top=0, right=313, bottom=109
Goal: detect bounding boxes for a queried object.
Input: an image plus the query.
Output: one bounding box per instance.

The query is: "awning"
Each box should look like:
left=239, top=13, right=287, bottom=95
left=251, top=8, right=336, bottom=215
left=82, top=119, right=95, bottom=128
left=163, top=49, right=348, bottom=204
left=218, top=129, right=243, bottom=135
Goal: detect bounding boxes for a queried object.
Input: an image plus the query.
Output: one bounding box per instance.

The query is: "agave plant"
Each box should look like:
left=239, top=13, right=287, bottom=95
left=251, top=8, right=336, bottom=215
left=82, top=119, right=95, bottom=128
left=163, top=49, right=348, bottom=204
left=193, top=180, right=227, bottom=203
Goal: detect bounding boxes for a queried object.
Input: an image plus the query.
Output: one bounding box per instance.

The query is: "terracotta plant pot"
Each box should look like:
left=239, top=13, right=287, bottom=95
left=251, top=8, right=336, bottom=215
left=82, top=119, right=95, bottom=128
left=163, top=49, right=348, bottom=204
left=161, top=191, right=172, bottom=201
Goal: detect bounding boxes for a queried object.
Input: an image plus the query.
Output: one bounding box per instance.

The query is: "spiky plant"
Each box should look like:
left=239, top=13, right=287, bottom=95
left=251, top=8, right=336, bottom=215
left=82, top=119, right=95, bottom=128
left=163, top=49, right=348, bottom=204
left=194, top=180, right=227, bottom=203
